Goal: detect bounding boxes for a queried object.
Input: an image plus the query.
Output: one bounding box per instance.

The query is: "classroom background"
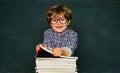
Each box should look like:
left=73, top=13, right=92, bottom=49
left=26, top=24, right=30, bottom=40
left=0, top=0, right=120, bottom=73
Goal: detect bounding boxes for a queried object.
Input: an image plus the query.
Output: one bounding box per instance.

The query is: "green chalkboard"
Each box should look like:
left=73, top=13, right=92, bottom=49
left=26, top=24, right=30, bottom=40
left=0, top=0, right=120, bottom=73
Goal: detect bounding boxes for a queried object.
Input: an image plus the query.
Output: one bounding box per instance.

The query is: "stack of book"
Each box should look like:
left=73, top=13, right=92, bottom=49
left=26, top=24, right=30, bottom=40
left=35, top=57, right=78, bottom=73
left=35, top=45, right=78, bottom=73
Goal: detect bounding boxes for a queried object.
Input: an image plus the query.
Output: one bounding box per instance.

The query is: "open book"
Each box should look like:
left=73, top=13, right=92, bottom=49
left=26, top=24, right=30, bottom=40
left=36, top=45, right=66, bottom=58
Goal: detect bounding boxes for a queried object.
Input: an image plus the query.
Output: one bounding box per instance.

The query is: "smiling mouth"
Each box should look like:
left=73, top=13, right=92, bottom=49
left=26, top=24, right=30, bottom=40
left=55, top=26, right=63, bottom=29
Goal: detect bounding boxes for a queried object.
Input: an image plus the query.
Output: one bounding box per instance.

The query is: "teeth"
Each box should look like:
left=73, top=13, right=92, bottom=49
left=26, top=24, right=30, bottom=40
left=56, top=26, right=63, bottom=28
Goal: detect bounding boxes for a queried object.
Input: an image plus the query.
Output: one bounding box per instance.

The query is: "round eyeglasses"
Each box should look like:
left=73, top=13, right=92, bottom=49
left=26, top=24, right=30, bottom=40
left=50, top=18, right=67, bottom=24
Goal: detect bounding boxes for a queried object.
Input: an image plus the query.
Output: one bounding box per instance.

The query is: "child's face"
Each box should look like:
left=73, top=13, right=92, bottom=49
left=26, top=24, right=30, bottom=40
left=50, top=14, right=70, bottom=33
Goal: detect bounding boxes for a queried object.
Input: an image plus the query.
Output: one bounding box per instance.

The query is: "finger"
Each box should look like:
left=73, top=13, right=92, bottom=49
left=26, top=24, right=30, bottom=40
left=36, top=45, right=40, bottom=52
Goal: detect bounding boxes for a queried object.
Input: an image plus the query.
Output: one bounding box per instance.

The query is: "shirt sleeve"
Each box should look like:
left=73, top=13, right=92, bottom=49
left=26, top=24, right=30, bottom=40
left=43, top=30, right=53, bottom=50
left=63, top=31, right=78, bottom=56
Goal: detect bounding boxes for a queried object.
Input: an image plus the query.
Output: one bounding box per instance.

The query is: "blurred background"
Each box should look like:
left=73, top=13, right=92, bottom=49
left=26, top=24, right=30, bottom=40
left=0, top=0, right=120, bottom=73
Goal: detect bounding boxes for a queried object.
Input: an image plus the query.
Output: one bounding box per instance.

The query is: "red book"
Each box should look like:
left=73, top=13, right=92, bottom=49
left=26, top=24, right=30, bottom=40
left=36, top=46, right=54, bottom=57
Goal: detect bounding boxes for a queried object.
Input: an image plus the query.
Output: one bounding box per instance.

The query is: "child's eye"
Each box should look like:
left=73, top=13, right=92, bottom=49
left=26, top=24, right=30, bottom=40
left=60, top=18, right=66, bottom=21
left=51, top=19, right=57, bottom=24
left=52, top=19, right=57, bottom=22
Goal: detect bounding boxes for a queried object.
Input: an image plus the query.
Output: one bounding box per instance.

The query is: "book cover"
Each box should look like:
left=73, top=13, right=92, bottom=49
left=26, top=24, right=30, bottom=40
left=36, top=45, right=54, bottom=57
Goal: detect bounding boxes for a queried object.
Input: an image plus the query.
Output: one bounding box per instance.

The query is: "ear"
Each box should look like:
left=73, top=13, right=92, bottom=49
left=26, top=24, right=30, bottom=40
left=67, top=20, right=71, bottom=25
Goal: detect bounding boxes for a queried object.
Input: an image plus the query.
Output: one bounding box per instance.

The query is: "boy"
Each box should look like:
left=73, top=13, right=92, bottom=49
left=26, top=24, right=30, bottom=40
left=36, top=4, right=78, bottom=57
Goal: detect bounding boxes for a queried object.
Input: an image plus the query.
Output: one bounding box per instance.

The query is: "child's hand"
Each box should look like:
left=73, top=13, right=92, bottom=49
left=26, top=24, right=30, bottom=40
left=36, top=44, right=47, bottom=53
left=52, top=47, right=62, bottom=57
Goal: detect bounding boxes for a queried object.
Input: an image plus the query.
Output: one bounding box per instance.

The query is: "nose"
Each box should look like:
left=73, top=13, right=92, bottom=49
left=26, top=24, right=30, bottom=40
left=56, top=20, right=61, bottom=24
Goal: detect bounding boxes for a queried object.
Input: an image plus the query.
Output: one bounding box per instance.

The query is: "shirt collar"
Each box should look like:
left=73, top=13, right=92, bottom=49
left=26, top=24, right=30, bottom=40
left=51, top=28, right=69, bottom=36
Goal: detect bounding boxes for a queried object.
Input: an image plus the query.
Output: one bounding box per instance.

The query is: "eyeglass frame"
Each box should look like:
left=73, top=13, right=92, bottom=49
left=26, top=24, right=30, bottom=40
left=50, top=18, right=68, bottom=24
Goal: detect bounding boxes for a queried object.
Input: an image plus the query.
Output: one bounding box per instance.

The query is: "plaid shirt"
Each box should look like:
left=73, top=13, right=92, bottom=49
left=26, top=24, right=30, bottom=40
left=43, top=28, right=78, bottom=56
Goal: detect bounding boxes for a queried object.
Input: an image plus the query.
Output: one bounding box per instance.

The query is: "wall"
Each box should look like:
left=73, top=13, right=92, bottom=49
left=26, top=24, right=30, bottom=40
left=0, top=0, right=120, bottom=73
